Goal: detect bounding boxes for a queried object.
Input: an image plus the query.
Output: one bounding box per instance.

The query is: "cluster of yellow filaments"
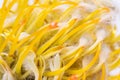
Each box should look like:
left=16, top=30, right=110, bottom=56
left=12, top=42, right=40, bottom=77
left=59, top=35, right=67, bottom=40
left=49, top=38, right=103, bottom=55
left=0, top=0, right=120, bottom=80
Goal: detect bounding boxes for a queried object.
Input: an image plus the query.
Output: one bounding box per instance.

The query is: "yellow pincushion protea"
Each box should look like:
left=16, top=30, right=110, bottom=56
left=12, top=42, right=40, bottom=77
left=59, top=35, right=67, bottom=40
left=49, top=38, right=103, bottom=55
left=0, top=0, right=120, bottom=80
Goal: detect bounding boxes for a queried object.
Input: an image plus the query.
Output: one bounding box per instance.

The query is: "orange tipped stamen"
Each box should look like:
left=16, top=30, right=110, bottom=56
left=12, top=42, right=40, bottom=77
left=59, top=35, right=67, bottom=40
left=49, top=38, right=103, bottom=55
left=69, top=75, right=78, bottom=80
left=50, top=22, right=58, bottom=29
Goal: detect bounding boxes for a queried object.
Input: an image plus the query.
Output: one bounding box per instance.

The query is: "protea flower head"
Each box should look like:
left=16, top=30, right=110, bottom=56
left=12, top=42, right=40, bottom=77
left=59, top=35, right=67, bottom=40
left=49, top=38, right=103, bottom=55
left=0, top=0, right=120, bottom=80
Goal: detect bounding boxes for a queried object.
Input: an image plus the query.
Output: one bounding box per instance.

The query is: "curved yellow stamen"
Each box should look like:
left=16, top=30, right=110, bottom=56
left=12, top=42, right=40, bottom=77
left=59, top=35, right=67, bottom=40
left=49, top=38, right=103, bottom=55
left=100, top=64, right=106, bottom=80
left=37, top=19, right=77, bottom=55
left=66, top=43, right=101, bottom=75
left=43, top=47, right=84, bottom=76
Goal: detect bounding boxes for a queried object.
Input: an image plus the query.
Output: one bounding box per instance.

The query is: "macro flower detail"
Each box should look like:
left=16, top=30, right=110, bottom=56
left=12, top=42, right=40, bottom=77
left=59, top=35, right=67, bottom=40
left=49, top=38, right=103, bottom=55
left=0, top=0, right=120, bottom=80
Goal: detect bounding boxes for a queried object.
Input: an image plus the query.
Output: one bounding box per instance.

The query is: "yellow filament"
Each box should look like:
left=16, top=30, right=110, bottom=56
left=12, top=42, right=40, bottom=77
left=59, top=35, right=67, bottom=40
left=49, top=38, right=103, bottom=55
left=109, top=48, right=120, bottom=59
left=83, top=7, right=109, bottom=22
left=43, top=47, right=83, bottom=76
left=82, top=73, right=86, bottom=80
left=100, top=64, right=106, bottom=80
left=57, top=18, right=100, bottom=45
left=57, top=5, right=77, bottom=22
left=109, top=75, right=120, bottom=80
left=87, top=63, right=103, bottom=77
left=0, top=0, right=16, bottom=33
left=66, top=43, right=101, bottom=74
left=0, top=57, right=13, bottom=74
left=26, top=1, right=77, bottom=32
left=9, top=7, right=35, bottom=56
left=109, top=57, right=120, bottom=70
left=0, top=6, right=32, bottom=53
left=43, top=46, right=64, bottom=59
left=37, top=19, right=77, bottom=55
left=13, top=25, right=54, bottom=74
